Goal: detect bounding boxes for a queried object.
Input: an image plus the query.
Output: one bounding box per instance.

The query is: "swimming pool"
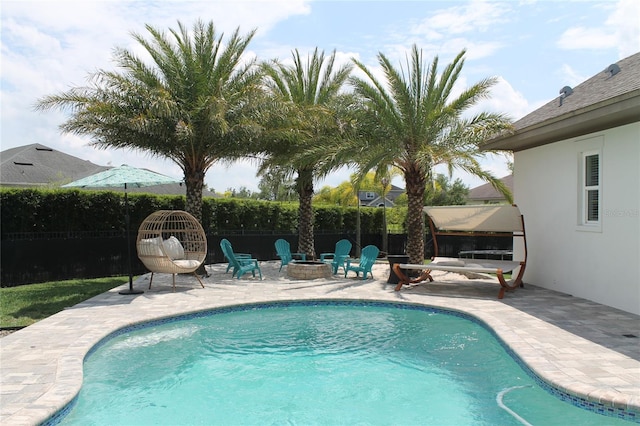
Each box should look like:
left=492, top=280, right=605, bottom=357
left=51, top=301, right=634, bottom=425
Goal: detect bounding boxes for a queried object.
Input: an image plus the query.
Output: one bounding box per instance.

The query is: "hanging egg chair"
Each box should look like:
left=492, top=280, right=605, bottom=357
left=136, top=210, right=207, bottom=291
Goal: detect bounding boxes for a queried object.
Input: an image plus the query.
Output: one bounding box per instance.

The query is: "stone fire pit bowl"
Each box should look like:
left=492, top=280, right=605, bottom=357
left=287, top=261, right=332, bottom=280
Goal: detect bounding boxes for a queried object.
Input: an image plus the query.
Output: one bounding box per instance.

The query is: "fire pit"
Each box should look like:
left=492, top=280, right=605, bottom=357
left=287, top=261, right=332, bottom=280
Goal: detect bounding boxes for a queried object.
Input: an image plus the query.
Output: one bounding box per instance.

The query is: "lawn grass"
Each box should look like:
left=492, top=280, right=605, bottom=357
left=0, top=277, right=127, bottom=328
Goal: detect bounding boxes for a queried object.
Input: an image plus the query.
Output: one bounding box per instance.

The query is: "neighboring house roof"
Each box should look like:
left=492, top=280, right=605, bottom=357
left=467, top=175, right=513, bottom=204
left=0, top=143, right=218, bottom=197
left=483, top=52, right=640, bottom=152
left=1, top=143, right=108, bottom=187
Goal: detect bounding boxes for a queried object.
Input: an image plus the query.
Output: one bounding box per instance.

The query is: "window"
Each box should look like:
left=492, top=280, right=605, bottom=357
left=581, top=151, right=601, bottom=226
left=365, top=192, right=375, bottom=200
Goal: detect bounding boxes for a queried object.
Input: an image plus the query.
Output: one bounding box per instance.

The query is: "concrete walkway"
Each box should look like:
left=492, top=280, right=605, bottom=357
left=1, top=261, right=639, bottom=425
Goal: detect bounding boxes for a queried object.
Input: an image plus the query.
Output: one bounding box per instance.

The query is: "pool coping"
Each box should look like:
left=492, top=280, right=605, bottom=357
left=1, top=261, right=639, bottom=425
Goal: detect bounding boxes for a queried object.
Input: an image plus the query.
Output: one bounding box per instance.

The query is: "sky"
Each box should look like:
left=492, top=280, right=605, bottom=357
left=2, top=0, right=639, bottom=193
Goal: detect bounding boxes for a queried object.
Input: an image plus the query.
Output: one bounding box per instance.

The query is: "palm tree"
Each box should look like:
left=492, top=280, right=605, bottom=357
left=36, top=20, right=263, bottom=223
left=345, top=46, right=512, bottom=264
left=259, top=48, right=354, bottom=258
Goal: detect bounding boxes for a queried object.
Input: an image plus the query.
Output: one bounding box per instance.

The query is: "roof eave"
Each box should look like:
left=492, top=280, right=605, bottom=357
left=482, top=91, right=640, bottom=152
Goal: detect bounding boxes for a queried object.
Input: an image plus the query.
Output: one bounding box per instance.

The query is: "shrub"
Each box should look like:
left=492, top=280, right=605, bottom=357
left=0, top=188, right=405, bottom=236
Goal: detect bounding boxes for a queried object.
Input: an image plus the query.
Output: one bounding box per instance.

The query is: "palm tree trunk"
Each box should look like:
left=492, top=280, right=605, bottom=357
left=297, top=168, right=315, bottom=259
left=405, top=166, right=427, bottom=264
left=184, top=169, right=207, bottom=275
left=185, top=173, right=204, bottom=222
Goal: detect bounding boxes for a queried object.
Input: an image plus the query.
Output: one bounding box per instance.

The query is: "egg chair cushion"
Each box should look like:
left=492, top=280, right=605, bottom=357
left=163, top=236, right=185, bottom=260
left=138, top=237, right=164, bottom=257
left=172, top=259, right=202, bottom=269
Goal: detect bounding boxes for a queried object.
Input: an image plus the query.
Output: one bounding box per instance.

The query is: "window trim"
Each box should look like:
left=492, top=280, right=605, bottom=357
left=578, top=149, right=602, bottom=231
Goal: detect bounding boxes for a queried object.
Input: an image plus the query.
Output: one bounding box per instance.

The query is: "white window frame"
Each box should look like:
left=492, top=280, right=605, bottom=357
left=578, top=149, right=602, bottom=231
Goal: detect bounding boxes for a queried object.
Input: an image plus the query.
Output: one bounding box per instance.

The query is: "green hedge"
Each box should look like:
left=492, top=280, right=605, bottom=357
left=0, top=188, right=403, bottom=236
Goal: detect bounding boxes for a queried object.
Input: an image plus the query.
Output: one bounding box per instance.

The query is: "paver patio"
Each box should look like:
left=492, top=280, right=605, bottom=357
left=1, top=261, right=639, bottom=425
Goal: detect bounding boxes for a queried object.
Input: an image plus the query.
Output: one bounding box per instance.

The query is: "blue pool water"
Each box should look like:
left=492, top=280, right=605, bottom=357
left=56, top=302, right=634, bottom=425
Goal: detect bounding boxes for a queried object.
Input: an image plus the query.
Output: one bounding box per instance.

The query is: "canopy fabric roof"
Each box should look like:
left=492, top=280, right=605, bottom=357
left=62, top=164, right=180, bottom=189
left=424, top=205, right=524, bottom=233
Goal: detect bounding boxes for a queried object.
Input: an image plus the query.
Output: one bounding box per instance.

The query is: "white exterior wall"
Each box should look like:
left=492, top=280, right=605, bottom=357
left=513, top=122, right=640, bottom=315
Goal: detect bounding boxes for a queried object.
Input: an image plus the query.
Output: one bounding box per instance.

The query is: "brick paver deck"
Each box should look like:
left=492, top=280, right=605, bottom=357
left=1, top=261, right=638, bottom=425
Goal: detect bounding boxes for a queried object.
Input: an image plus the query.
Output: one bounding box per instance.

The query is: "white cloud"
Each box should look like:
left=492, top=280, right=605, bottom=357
left=398, top=1, right=510, bottom=66
left=439, top=38, right=504, bottom=61
left=605, top=0, right=640, bottom=57
left=557, top=0, right=640, bottom=57
left=476, top=76, right=532, bottom=120
left=1, top=0, right=630, bottom=194
left=557, top=26, right=618, bottom=50
left=412, top=0, right=512, bottom=38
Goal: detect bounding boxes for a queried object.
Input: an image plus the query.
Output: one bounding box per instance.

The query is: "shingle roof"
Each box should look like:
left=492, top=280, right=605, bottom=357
left=516, top=53, right=640, bottom=129
left=0, top=144, right=108, bottom=187
left=0, top=143, right=219, bottom=197
left=483, top=52, right=640, bottom=152
left=468, top=174, right=513, bottom=203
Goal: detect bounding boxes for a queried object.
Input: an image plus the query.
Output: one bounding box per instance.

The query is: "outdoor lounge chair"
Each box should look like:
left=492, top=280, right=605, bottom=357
left=393, top=204, right=527, bottom=299
left=136, top=210, right=207, bottom=291
left=344, top=245, right=379, bottom=280
left=274, top=239, right=306, bottom=271
left=320, top=239, right=352, bottom=274
left=220, top=238, right=251, bottom=273
left=220, top=239, right=262, bottom=280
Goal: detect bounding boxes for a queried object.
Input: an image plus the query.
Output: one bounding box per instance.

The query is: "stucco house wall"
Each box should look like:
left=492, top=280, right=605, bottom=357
left=483, top=52, right=640, bottom=315
left=513, top=123, right=639, bottom=314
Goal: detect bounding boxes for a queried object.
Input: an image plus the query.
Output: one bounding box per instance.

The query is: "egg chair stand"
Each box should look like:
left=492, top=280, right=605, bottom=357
left=136, top=210, right=207, bottom=291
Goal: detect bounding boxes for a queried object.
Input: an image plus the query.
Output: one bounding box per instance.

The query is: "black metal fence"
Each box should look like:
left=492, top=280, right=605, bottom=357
left=1, top=231, right=511, bottom=287
left=429, top=234, right=513, bottom=259
left=1, top=232, right=387, bottom=287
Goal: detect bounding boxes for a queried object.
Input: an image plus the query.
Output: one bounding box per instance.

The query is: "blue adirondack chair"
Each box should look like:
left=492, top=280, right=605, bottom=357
left=320, top=239, right=352, bottom=274
left=220, top=239, right=262, bottom=280
left=274, top=239, right=306, bottom=271
left=220, top=238, right=251, bottom=273
left=344, top=245, right=380, bottom=280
